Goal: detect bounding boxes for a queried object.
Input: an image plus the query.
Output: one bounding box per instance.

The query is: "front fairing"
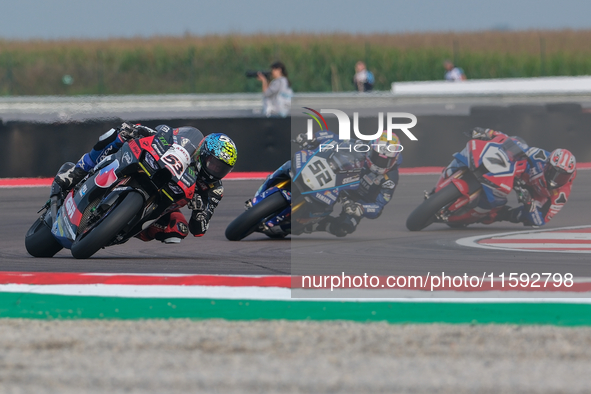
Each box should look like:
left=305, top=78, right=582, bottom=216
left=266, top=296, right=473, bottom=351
left=449, top=136, right=529, bottom=206
left=292, top=140, right=363, bottom=206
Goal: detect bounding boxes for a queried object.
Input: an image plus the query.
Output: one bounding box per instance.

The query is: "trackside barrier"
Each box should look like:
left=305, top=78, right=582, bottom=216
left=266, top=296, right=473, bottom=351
left=1, top=107, right=590, bottom=177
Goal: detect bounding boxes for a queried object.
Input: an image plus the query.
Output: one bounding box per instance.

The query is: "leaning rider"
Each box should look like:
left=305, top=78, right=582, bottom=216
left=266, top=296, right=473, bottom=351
left=295, top=130, right=402, bottom=237
left=471, top=127, right=576, bottom=226
left=51, top=123, right=237, bottom=243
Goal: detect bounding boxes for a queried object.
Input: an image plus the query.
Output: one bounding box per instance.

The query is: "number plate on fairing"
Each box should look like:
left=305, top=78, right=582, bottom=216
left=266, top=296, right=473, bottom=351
left=300, top=157, right=336, bottom=190
left=481, top=146, right=511, bottom=174
left=161, top=144, right=191, bottom=178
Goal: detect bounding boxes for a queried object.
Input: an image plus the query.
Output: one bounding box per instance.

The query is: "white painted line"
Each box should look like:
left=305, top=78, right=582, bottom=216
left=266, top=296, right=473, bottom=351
left=484, top=233, right=591, bottom=240
left=0, top=284, right=291, bottom=300
left=2, top=284, right=591, bottom=302
left=456, top=225, right=591, bottom=253
left=478, top=243, right=591, bottom=249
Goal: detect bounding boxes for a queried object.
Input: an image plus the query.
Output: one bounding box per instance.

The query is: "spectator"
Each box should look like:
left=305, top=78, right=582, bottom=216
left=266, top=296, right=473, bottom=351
left=444, top=60, right=467, bottom=81
left=353, top=61, right=374, bottom=92
left=257, top=61, right=293, bottom=117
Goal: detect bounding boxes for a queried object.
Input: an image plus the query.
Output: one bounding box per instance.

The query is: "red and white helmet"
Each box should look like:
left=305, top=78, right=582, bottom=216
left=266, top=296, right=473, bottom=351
left=545, top=149, right=576, bottom=189
left=366, top=131, right=402, bottom=175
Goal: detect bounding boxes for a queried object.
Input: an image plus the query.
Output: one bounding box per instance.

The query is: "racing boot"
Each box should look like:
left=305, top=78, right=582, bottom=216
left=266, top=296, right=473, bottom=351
left=54, top=164, right=88, bottom=192
left=307, top=216, right=351, bottom=238
left=485, top=206, right=522, bottom=224
left=50, top=162, right=87, bottom=198
left=136, top=210, right=189, bottom=244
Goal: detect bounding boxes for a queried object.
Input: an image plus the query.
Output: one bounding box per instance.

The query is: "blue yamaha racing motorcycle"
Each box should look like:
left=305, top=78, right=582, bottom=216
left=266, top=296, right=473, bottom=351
left=225, top=139, right=364, bottom=240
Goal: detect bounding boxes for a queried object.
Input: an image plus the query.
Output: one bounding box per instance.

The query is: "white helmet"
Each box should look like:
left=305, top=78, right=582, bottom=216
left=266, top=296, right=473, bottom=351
left=366, top=131, right=402, bottom=174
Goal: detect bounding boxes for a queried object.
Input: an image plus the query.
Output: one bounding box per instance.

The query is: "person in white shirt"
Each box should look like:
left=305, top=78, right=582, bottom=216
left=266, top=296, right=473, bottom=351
left=444, top=60, right=467, bottom=82
left=257, top=61, right=293, bottom=117
left=353, top=61, right=375, bottom=92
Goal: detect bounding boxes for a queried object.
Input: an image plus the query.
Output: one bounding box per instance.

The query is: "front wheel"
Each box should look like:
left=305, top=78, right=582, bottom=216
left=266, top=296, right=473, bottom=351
left=25, top=217, right=63, bottom=258
left=71, top=192, right=144, bottom=259
left=406, top=184, right=462, bottom=231
left=225, top=192, right=289, bottom=241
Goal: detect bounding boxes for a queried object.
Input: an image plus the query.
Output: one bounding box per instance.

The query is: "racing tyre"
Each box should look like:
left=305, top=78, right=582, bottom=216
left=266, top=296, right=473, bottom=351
left=71, top=192, right=144, bottom=259
left=225, top=192, right=289, bottom=241
left=25, top=217, right=63, bottom=257
left=406, top=184, right=462, bottom=231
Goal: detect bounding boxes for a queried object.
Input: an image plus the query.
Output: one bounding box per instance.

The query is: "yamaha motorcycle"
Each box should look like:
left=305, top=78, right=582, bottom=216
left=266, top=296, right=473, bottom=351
left=25, top=127, right=203, bottom=259
left=225, top=139, right=364, bottom=240
left=406, top=134, right=530, bottom=231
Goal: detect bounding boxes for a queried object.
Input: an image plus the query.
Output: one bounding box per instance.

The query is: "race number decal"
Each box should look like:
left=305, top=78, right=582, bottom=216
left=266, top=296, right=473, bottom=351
left=161, top=144, right=191, bottom=178
left=301, top=157, right=336, bottom=190
left=482, top=146, right=511, bottom=174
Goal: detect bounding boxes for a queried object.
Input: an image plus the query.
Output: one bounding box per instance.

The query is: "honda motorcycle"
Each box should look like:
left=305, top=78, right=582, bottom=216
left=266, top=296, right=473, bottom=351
left=225, top=139, right=364, bottom=240
left=25, top=127, right=203, bottom=259
left=406, top=134, right=530, bottom=231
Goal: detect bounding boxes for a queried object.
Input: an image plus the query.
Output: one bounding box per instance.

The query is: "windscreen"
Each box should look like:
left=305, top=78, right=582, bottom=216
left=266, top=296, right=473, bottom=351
left=174, top=127, right=204, bottom=160
left=502, top=138, right=527, bottom=162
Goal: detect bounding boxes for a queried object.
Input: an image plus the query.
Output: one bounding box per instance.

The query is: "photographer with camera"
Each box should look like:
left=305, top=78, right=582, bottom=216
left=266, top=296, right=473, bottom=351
left=254, top=61, right=293, bottom=117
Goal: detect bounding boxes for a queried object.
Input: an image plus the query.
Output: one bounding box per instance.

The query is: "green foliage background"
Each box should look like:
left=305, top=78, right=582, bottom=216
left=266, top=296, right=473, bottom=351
left=1, top=30, right=591, bottom=95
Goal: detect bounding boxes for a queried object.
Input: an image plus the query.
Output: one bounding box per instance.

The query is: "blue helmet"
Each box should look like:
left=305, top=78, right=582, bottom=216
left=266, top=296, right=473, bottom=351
left=197, top=133, right=237, bottom=181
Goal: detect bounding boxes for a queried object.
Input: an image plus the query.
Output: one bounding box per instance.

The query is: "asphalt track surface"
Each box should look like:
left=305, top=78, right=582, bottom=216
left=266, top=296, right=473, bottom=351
left=3, top=171, right=591, bottom=277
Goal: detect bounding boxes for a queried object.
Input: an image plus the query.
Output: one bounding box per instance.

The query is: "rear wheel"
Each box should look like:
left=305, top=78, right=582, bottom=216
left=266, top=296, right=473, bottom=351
left=25, top=217, right=63, bottom=258
left=71, top=192, right=144, bottom=259
left=225, top=192, right=289, bottom=241
left=406, top=184, right=462, bottom=231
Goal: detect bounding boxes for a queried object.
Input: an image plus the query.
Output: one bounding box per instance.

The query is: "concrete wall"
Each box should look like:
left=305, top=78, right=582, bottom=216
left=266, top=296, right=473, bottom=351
left=1, top=104, right=589, bottom=178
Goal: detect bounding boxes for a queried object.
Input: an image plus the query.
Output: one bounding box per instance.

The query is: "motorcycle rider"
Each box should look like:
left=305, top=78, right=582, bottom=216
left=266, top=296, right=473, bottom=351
left=51, top=123, right=237, bottom=243
left=467, top=127, right=576, bottom=226
left=294, top=130, right=402, bottom=237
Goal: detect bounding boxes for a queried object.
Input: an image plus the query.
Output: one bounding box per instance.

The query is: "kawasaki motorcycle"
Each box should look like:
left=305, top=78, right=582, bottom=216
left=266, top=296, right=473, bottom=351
left=25, top=127, right=203, bottom=259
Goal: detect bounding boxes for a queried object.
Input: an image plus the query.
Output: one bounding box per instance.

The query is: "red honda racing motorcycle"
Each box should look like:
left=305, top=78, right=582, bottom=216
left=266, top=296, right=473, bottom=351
left=406, top=134, right=531, bottom=231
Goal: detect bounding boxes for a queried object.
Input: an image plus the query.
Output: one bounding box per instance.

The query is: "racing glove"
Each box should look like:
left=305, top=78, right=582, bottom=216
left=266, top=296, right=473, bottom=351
left=471, top=127, right=495, bottom=140
left=117, top=123, right=156, bottom=142
left=342, top=200, right=364, bottom=218
left=190, top=211, right=211, bottom=236
left=294, top=133, right=318, bottom=149
left=515, top=187, right=532, bottom=205
left=188, top=184, right=224, bottom=236
left=187, top=194, right=204, bottom=211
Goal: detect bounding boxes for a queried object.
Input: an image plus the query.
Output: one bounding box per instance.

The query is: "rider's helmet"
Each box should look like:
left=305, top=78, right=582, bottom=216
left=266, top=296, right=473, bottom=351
left=196, top=133, right=238, bottom=181
left=545, top=149, right=576, bottom=189
left=365, top=131, right=402, bottom=175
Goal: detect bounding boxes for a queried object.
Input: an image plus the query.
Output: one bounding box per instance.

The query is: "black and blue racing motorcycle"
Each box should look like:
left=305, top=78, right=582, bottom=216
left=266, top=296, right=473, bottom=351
left=225, top=139, right=363, bottom=240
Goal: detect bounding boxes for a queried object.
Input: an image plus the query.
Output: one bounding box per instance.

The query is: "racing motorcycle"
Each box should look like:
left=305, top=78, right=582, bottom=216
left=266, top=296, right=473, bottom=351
left=406, top=133, right=530, bottom=231
left=225, top=139, right=364, bottom=241
left=25, top=126, right=203, bottom=259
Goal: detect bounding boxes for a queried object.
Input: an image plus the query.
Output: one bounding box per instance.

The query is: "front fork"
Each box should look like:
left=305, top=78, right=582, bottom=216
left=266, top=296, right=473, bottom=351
left=430, top=169, right=483, bottom=222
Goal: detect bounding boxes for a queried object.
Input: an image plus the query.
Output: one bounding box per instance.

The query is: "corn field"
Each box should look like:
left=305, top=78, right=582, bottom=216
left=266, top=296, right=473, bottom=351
left=1, top=30, right=591, bottom=95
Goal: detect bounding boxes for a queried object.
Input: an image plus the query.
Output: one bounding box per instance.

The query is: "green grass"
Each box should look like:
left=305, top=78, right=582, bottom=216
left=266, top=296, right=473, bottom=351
left=2, top=30, right=591, bottom=95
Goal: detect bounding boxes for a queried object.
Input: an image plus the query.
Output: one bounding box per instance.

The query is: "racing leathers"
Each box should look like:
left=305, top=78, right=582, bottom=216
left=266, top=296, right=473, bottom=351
left=471, top=128, right=576, bottom=226
left=297, top=130, right=402, bottom=237
left=52, top=123, right=223, bottom=242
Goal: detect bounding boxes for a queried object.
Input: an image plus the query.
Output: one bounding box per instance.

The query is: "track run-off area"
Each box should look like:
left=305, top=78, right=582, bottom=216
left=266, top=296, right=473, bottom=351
left=2, top=168, right=591, bottom=324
